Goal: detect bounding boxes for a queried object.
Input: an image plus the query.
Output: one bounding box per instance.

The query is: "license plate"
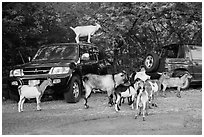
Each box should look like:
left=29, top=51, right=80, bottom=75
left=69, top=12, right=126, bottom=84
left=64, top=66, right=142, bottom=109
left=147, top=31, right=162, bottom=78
left=28, top=80, right=40, bottom=86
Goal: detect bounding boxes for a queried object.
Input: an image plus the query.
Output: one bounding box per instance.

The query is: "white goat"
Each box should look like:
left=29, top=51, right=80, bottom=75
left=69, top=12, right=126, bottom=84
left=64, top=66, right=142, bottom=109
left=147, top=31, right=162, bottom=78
left=70, top=23, right=101, bottom=43
left=18, top=78, right=53, bottom=112
left=159, top=72, right=192, bottom=98
left=135, top=80, right=149, bottom=121
left=134, top=67, right=151, bottom=82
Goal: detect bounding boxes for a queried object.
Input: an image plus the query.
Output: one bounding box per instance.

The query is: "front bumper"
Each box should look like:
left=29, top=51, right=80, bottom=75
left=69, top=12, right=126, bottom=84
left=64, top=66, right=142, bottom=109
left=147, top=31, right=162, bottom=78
left=7, top=74, right=72, bottom=95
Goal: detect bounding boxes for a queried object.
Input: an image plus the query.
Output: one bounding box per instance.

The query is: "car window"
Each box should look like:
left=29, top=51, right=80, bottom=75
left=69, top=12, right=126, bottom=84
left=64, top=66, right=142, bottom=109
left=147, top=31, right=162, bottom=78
left=80, top=45, right=98, bottom=62
left=89, top=52, right=98, bottom=61
left=190, top=46, right=202, bottom=60
left=161, top=45, right=180, bottom=58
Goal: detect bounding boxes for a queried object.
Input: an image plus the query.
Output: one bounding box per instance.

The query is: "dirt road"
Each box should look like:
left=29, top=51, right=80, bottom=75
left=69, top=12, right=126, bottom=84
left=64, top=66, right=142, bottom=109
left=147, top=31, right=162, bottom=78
left=2, top=88, right=202, bottom=135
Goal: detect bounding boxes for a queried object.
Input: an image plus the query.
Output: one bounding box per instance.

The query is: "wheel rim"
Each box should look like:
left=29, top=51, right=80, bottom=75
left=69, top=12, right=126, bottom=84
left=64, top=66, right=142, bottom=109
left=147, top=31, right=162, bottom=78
left=73, top=82, right=80, bottom=98
left=145, top=55, right=153, bottom=68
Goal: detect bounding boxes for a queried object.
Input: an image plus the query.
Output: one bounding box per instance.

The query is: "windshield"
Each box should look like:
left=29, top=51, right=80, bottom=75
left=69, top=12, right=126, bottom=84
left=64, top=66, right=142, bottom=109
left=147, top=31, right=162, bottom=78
left=33, top=45, right=79, bottom=61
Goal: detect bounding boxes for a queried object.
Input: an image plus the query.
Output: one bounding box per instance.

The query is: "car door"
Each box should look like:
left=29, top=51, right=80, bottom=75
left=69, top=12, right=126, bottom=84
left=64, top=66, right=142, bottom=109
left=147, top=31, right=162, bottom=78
left=80, top=45, right=99, bottom=75
left=87, top=47, right=99, bottom=74
left=189, top=46, right=202, bottom=81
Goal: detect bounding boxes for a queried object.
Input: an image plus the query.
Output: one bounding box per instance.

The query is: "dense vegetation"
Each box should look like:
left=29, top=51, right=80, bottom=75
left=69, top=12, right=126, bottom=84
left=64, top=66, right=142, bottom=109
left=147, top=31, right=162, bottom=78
left=2, top=2, right=202, bottom=76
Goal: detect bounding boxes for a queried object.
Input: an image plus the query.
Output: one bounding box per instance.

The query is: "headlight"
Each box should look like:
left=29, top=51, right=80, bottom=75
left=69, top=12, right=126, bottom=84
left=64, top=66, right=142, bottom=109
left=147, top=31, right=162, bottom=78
left=9, top=69, right=24, bottom=77
left=49, top=67, right=70, bottom=74
left=9, top=70, right=14, bottom=77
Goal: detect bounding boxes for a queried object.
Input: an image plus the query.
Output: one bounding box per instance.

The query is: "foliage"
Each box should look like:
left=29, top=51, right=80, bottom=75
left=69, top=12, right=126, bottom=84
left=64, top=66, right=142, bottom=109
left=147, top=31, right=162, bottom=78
left=2, top=2, right=202, bottom=76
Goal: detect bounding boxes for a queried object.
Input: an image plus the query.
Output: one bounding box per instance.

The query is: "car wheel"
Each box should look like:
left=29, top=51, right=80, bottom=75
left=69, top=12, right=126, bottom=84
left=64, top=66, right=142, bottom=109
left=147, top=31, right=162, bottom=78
left=173, top=71, right=191, bottom=89
left=144, top=53, right=159, bottom=72
left=8, top=89, right=19, bottom=102
left=64, top=75, right=82, bottom=103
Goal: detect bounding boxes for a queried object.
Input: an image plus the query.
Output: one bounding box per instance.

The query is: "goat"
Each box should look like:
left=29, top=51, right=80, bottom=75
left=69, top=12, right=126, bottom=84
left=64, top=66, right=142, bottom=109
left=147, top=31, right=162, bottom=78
left=134, top=67, right=151, bottom=82
left=135, top=80, right=149, bottom=121
left=114, top=78, right=143, bottom=112
left=116, top=68, right=151, bottom=108
left=82, top=71, right=128, bottom=109
left=144, top=79, right=161, bottom=108
left=18, top=78, right=53, bottom=112
left=70, top=23, right=101, bottom=43
left=158, top=72, right=192, bottom=98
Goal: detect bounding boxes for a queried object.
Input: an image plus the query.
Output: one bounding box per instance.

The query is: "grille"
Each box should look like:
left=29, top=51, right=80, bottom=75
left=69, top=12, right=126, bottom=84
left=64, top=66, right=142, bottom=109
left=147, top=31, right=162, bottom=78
left=23, top=67, right=51, bottom=75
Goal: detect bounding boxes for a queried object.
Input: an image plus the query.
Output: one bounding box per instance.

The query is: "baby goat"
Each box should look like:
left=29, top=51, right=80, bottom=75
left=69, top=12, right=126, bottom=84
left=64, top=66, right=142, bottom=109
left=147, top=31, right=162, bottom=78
left=18, top=78, right=53, bottom=112
left=159, top=73, right=192, bottom=98
left=70, top=23, right=101, bottom=43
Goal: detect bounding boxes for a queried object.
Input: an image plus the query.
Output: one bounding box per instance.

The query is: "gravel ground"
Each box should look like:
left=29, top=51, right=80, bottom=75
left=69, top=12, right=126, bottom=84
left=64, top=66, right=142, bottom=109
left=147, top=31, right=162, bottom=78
left=2, top=87, right=202, bottom=135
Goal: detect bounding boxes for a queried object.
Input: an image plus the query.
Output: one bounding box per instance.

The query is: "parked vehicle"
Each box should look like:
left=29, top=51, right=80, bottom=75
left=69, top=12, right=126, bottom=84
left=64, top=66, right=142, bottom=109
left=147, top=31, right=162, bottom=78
left=144, top=44, right=202, bottom=89
left=7, top=43, right=110, bottom=103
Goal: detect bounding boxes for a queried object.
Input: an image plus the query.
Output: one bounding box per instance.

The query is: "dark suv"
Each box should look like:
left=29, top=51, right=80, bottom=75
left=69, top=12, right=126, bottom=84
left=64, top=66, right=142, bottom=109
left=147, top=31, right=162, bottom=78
left=8, top=43, right=109, bottom=103
left=144, top=44, right=202, bottom=89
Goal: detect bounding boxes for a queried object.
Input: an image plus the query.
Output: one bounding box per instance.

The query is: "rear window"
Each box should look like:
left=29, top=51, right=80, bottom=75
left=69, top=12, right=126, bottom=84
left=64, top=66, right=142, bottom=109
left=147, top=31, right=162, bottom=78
left=161, top=45, right=179, bottom=58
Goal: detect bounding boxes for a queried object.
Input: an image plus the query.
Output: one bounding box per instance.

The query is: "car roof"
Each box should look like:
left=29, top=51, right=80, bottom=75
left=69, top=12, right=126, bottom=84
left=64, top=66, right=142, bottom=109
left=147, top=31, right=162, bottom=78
left=163, top=43, right=201, bottom=48
left=41, top=43, right=98, bottom=48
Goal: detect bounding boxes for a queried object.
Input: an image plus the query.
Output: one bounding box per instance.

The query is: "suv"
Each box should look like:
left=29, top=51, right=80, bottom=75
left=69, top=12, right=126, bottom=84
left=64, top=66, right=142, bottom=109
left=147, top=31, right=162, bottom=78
left=144, top=44, right=202, bottom=89
left=8, top=43, right=109, bottom=103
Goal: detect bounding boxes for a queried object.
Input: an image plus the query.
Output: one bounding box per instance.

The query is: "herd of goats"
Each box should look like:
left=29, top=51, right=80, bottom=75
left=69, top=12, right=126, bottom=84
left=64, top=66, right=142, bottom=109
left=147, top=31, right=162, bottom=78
left=17, top=67, right=192, bottom=121
left=16, top=23, right=193, bottom=121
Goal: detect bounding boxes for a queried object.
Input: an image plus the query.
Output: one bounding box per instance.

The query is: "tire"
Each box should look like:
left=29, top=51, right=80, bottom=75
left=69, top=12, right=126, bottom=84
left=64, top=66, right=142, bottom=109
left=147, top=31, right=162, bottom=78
left=144, top=53, right=160, bottom=72
left=173, top=71, right=191, bottom=89
left=64, top=75, right=82, bottom=103
left=8, top=89, right=19, bottom=102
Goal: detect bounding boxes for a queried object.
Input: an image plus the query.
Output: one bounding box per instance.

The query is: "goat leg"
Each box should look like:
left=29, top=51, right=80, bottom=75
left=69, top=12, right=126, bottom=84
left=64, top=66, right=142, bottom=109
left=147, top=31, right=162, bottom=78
left=87, top=34, right=91, bottom=43
left=119, top=97, right=123, bottom=106
left=130, top=95, right=136, bottom=110
left=176, top=87, right=181, bottom=98
left=20, top=98, right=26, bottom=112
left=142, top=102, right=146, bottom=121
left=75, top=35, right=80, bottom=43
left=114, top=93, right=121, bottom=112
left=108, top=94, right=114, bottom=107
left=161, top=85, right=167, bottom=97
left=84, top=98, right=89, bottom=109
left=18, top=96, right=24, bottom=112
left=36, top=97, right=41, bottom=111
left=134, top=95, right=140, bottom=119
left=84, top=87, right=92, bottom=109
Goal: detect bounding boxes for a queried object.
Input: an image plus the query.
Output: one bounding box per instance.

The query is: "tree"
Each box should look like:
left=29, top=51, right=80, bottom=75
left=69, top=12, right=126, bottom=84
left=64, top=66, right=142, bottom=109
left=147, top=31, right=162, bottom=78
left=2, top=2, right=202, bottom=76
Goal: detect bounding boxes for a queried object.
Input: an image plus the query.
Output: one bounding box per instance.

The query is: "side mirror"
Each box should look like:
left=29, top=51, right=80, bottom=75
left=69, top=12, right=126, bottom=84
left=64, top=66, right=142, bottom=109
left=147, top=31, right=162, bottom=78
left=81, top=53, right=90, bottom=61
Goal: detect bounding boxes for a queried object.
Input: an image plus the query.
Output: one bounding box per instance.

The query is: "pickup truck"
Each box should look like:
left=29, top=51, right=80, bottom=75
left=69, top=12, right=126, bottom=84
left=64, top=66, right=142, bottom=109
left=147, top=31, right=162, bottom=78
left=7, top=43, right=110, bottom=103
left=144, top=44, right=202, bottom=89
